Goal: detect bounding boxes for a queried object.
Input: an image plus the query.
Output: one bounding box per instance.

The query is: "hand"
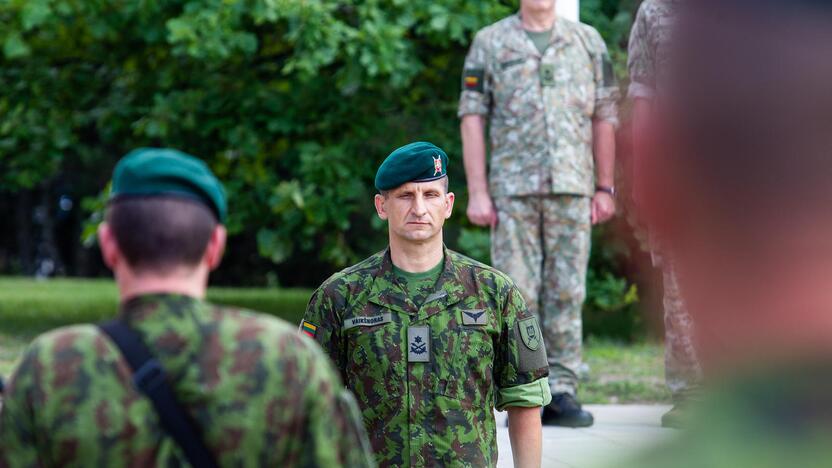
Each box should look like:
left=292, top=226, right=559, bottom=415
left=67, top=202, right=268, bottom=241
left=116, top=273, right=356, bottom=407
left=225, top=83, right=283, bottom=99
left=467, top=192, right=498, bottom=228
left=591, top=191, right=616, bottom=225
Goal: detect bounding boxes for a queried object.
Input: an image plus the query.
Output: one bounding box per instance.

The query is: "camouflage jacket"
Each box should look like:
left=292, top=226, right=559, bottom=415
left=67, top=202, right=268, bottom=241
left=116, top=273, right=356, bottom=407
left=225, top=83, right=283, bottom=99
left=0, top=294, right=374, bottom=468
left=627, top=0, right=680, bottom=99
left=458, top=14, right=620, bottom=198
left=302, top=248, right=551, bottom=467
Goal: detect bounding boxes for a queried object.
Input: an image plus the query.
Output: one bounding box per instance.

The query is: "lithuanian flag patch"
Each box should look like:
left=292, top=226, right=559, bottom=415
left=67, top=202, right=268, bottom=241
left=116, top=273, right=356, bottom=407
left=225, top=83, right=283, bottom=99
left=462, top=68, right=484, bottom=92
left=300, top=320, right=318, bottom=339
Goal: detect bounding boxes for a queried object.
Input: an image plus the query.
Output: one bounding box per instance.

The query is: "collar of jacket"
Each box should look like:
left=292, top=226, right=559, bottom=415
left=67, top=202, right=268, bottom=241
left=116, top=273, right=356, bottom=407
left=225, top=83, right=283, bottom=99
left=367, top=246, right=467, bottom=317
left=509, top=12, right=573, bottom=57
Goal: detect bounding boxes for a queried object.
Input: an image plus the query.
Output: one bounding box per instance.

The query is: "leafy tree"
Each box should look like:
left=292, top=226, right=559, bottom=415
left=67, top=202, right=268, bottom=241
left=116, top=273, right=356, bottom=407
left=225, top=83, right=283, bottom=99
left=1, top=2, right=645, bottom=339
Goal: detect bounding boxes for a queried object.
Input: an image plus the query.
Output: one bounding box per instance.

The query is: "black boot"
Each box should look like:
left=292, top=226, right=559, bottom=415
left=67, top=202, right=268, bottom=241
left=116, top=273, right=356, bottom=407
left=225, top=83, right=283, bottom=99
left=541, top=393, right=594, bottom=428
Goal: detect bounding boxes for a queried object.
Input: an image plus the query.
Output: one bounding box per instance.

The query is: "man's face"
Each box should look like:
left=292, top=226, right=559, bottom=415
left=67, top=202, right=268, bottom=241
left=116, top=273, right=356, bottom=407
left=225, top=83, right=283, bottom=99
left=522, top=0, right=556, bottom=14
left=375, top=178, right=454, bottom=244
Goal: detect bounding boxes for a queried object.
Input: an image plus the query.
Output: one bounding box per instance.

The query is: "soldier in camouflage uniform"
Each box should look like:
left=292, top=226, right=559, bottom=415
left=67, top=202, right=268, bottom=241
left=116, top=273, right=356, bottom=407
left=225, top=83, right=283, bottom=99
left=0, top=148, right=374, bottom=467
left=459, top=0, right=620, bottom=427
left=628, top=0, right=702, bottom=427
left=302, top=142, right=551, bottom=467
left=619, top=1, right=832, bottom=465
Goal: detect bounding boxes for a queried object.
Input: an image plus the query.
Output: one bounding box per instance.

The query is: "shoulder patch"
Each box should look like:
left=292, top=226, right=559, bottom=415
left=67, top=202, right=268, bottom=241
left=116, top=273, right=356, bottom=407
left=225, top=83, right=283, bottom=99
left=463, top=68, right=485, bottom=93
left=300, top=320, right=318, bottom=339
left=518, top=316, right=542, bottom=351
left=602, top=53, right=616, bottom=87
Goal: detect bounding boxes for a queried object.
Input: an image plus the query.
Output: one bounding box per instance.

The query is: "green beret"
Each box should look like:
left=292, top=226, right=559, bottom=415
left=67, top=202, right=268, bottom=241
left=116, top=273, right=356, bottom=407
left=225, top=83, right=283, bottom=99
left=375, top=142, right=449, bottom=191
left=110, top=148, right=227, bottom=222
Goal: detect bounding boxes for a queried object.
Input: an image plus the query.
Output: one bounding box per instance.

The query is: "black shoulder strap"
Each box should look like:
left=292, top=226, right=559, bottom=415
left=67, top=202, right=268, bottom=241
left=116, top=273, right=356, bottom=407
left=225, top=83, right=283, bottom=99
left=99, top=320, right=219, bottom=468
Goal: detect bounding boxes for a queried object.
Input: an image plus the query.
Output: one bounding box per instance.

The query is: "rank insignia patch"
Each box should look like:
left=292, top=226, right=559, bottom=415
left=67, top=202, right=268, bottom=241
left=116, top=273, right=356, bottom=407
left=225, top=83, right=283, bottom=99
left=463, top=68, right=484, bottom=93
left=540, top=63, right=556, bottom=87
left=462, top=309, right=487, bottom=326
left=518, top=317, right=542, bottom=351
left=408, top=326, right=430, bottom=363
left=300, top=321, right=318, bottom=339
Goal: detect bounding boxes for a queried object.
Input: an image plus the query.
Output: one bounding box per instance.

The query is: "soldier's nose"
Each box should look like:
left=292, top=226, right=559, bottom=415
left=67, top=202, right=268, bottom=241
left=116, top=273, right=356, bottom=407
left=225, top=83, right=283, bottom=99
left=412, top=196, right=428, bottom=215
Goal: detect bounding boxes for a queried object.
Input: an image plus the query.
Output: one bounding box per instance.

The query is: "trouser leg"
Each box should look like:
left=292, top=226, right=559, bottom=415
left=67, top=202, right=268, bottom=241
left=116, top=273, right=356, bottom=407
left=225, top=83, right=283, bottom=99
left=540, top=195, right=591, bottom=396
left=662, top=260, right=702, bottom=402
left=492, top=194, right=543, bottom=329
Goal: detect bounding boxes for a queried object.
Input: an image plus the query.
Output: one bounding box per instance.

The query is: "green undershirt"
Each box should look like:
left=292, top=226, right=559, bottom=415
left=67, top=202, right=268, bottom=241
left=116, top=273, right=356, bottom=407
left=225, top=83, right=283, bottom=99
left=525, top=28, right=553, bottom=55
left=393, top=257, right=444, bottom=308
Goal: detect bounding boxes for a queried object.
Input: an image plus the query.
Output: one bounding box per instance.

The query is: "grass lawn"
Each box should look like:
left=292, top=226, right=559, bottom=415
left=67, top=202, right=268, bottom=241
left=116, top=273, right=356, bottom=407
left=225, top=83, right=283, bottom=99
left=582, top=338, right=671, bottom=404
left=0, top=277, right=670, bottom=404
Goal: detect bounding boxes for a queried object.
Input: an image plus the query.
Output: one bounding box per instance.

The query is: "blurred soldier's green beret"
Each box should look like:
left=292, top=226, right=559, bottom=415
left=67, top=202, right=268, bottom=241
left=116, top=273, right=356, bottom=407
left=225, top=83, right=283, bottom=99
left=110, top=148, right=227, bottom=222
left=375, top=142, right=449, bottom=191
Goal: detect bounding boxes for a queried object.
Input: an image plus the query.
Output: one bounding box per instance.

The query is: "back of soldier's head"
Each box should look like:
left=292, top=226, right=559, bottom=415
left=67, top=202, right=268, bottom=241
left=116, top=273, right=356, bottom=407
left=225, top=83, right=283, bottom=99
left=650, top=0, right=832, bottom=362
left=105, top=148, right=227, bottom=275
left=106, top=197, right=217, bottom=273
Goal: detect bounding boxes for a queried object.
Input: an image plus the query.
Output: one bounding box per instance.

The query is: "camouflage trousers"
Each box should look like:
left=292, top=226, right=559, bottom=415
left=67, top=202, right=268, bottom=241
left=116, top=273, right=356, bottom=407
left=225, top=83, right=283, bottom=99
left=492, top=195, right=590, bottom=396
left=661, top=260, right=703, bottom=401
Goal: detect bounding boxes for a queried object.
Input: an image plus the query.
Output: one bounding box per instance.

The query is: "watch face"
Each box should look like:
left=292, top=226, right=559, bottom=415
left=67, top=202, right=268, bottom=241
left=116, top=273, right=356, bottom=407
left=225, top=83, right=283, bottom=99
left=597, top=186, right=616, bottom=197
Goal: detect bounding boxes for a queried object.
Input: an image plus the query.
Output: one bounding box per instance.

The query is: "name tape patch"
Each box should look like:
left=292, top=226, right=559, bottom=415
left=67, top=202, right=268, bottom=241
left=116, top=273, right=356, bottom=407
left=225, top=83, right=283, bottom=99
left=343, top=313, right=393, bottom=330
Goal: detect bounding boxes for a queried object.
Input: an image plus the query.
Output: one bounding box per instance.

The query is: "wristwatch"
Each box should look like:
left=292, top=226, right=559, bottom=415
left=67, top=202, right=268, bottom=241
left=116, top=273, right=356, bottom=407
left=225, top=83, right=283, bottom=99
left=596, top=185, right=616, bottom=197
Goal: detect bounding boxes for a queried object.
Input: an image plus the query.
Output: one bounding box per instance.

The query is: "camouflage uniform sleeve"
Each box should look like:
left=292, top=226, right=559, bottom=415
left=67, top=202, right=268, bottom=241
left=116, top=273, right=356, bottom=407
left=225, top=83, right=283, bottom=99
left=627, top=2, right=656, bottom=99
left=299, top=336, right=375, bottom=467
left=0, top=341, right=50, bottom=467
left=586, top=27, right=620, bottom=127
left=494, top=285, right=551, bottom=411
left=301, top=285, right=345, bottom=377
left=457, top=30, right=492, bottom=117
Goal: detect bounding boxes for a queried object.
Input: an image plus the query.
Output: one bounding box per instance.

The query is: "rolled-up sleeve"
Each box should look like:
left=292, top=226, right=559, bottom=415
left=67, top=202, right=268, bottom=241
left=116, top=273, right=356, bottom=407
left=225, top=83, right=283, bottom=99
left=497, top=377, right=552, bottom=410
left=494, top=286, right=550, bottom=410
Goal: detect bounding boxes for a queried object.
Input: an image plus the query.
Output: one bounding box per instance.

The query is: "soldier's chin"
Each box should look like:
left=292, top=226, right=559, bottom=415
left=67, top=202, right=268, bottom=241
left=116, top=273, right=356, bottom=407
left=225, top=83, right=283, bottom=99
left=401, top=229, right=435, bottom=242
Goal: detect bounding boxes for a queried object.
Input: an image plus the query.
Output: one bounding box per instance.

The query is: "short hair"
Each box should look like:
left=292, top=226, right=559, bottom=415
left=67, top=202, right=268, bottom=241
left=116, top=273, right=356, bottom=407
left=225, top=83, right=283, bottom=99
left=106, top=197, right=217, bottom=273
left=379, top=176, right=450, bottom=198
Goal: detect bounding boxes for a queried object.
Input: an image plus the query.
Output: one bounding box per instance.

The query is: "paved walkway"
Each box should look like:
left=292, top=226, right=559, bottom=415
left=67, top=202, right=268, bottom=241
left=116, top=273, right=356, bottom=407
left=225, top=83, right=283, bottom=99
left=496, top=405, right=675, bottom=468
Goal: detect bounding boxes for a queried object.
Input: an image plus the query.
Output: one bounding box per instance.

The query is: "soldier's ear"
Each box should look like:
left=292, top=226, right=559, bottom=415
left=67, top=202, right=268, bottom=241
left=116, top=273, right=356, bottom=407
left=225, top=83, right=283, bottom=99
left=444, top=192, right=455, bottom=219
left=204, top=225, right=227, bottom=271
left=374, top=194, right=389, bottom=221
left=98, top=222, right=121, bottom=270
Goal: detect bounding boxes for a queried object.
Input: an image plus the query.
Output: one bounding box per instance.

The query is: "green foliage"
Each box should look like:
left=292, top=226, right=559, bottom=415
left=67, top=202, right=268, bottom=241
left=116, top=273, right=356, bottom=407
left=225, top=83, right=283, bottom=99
left=0, top=0, right=518, bottom=273
left=581, top=0, right=638, bottom=79
left=583, top=226, right=643, bottom=340
left=0, top=1, right=646, bottom=338
left=0, top=277, right=311, bottom=335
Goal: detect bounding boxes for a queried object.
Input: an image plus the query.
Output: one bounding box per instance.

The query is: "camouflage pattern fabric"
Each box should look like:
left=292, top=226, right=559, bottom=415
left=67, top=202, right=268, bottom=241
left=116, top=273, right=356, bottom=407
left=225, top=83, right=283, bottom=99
left=0, top=294, right=374, bottom=468
left=662, top=261, right=702, bottom=401
left=492, top=195, right=591, bottom=396
left=628, top=0, right=702, bottom=400
left=302, top=248, right=550, bottom=467
left=627, top=0, right=680, bottom=100
left=458, top=14, right=620, bottom=198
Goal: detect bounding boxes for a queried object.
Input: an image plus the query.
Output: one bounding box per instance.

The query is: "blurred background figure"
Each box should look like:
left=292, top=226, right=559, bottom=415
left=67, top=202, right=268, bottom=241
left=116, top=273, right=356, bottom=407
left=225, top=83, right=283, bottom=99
left=627, top=0, right=702, bottom=428
left=630, top=0, right=832, bottom=465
